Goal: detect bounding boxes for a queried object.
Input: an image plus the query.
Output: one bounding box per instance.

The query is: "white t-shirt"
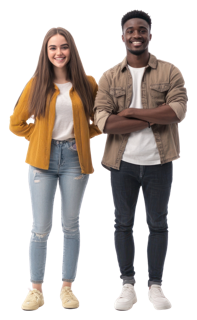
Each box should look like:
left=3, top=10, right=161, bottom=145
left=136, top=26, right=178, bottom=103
left=122, top=65, right=161, bottom=165
left=52, top=82, right=74, bottom=141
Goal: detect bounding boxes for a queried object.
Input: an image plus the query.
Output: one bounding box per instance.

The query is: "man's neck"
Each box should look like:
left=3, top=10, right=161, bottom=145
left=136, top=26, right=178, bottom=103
left=127, top=50, right=150, bottom=68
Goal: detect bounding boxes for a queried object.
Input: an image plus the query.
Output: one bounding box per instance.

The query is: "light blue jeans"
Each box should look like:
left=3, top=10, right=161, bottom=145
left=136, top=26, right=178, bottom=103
left=28, top=139, right=173, bottom=287
left=28, top=139, right=89, bottom=283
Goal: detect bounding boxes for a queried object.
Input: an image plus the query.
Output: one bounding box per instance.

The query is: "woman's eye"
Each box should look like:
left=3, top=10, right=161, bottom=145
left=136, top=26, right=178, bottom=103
left=51, top=47, right=68, bottom=50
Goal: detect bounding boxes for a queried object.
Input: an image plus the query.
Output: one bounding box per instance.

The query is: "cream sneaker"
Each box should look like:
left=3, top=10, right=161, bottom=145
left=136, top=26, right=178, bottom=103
left=59, top=286, right=80, bottom=309
left=21, top=288, right=45, bottom=311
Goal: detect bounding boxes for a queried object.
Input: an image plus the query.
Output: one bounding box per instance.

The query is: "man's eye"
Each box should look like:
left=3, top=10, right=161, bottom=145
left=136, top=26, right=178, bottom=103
left=127, top=29, right=146, bottom=34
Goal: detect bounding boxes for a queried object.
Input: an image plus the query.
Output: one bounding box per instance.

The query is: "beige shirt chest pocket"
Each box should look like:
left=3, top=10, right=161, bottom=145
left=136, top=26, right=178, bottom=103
left=150, top=83, right=170, bottom=107
left=109, top=87, right=126, bottom=112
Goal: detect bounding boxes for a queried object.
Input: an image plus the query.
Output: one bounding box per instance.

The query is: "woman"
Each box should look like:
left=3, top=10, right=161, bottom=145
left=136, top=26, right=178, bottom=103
left=10, top=27, right=101, bottom=311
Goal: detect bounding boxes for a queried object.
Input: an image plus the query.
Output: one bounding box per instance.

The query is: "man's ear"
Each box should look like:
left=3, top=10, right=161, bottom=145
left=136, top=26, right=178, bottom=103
left=149, top=33, right=152, bottom=41
left=122, top=34, right=125, bottom=43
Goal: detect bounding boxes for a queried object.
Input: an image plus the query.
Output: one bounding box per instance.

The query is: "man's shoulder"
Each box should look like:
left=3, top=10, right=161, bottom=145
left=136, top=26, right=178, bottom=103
left=154, top=58, right=183, bottom=78
left=154, top=55, right=183, bottom=74
left=156, top=58, right=174, bottom=68
left=102, top=60, right=125, bottom=80
left=104, top=61, right=123, bottom=73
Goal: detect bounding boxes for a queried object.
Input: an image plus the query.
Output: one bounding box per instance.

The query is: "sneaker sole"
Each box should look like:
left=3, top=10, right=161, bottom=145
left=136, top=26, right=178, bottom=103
left=22, top=301, right=44, bottom=311
left=21, top=306, right=43, bottom=311
left=149, top=297, right=171, bottom=310
left=114, top=299, right=138, bottom=311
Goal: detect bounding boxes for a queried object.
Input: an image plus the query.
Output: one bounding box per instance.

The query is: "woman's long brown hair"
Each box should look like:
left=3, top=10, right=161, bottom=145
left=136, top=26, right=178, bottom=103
left=16, top=27, right=94, bottom=120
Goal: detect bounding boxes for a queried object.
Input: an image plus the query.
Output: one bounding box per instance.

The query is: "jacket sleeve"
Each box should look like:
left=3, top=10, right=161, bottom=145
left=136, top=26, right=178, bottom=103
left=88, top=76, right=102, bottom=139
left=166, top=65, right=188, bottom=122
left=9, top=79, right=35, bottom=141
left=93, top=73, right=116, bottom=133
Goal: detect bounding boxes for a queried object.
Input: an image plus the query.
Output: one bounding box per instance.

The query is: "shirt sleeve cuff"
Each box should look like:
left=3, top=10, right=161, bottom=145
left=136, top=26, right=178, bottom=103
left=168, top=102, right=186, bottom=122
left=95, top=111, right=111, bottom=133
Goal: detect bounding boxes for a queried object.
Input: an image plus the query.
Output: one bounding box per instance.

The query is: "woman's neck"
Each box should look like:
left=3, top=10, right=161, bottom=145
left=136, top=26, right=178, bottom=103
left=53, top=66, right=70, bottom=84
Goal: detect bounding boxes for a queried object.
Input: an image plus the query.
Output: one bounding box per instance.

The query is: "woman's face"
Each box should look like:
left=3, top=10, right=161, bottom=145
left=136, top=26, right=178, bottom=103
left=47, top=34, right=70, bottom=69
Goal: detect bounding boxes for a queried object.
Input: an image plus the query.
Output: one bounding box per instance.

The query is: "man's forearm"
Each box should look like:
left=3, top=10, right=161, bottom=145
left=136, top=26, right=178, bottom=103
left=104, top=114, right=149, bottom=134
left=119, top=105, right=179, bottom=124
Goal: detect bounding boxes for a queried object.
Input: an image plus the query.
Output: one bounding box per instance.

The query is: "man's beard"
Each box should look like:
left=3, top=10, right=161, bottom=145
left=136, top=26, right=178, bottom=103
left=128, top=48, right=146, bottom=56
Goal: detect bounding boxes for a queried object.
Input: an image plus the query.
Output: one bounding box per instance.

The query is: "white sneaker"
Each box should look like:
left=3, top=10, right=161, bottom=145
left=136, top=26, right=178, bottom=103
left=114, top=284, right=137, bottom=311
left=147, top=284, right=172, bottom=311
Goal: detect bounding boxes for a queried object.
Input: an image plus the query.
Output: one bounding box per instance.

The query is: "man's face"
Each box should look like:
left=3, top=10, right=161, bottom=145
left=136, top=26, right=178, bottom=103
left=122, top=18, right=152, bottom=56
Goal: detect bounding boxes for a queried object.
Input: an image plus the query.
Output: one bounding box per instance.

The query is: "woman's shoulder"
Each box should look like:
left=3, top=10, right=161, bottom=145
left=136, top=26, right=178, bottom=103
left=87, top=75, right=98, bottom=97
left=27, top=77, right=36, bottom=87
left=87, top=75, right=97, bottom=87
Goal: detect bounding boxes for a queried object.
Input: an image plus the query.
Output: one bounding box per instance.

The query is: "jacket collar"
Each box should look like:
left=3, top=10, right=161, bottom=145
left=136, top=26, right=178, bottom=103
left=121, top=53, right=157, bottom=71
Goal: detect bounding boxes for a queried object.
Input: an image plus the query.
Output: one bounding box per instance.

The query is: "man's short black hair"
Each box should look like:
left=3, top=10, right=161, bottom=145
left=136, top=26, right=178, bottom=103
left=121, top=10, right=152, bottom=33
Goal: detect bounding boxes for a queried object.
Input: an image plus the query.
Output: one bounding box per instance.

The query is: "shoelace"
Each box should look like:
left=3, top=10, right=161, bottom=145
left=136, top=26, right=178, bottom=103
left=119, top=285, right=134, bottom=298
left=151, top=286, right=165, bottom=298
left=61, top=287, right=75, bottom=303
left=27, top=287, right=39, bottom=299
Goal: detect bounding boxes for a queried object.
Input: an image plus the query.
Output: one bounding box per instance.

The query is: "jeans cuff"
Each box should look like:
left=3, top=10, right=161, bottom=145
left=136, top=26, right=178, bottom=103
left=148, top=280, right=162, bottom=287
left=62, top=279, right=74, bottom=282
left=121, top=276, right=136, bottom=286
left=31, top=280, right=43, bottom=284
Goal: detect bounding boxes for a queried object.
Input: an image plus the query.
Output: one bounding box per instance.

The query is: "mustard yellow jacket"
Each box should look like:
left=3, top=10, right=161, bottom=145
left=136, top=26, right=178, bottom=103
left=10, top=76, right=101, bottom=174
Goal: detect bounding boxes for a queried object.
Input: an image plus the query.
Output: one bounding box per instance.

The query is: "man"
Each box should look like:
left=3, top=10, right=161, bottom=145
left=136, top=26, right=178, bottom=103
left=94, top=10, right=187, bottom=311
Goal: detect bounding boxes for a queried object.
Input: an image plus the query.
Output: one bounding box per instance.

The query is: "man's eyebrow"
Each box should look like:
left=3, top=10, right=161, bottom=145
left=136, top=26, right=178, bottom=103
left=126, top=26, right=148, bottom=31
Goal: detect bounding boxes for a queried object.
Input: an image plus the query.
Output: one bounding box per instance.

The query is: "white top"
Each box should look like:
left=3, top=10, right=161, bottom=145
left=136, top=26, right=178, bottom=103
left=52, top=82, right=74, bottom=141
left=122, top=65, right=161, bottom=165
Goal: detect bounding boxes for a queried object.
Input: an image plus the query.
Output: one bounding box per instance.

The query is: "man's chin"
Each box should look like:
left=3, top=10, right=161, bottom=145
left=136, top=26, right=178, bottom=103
left=128, top=48, right=146, bottom=56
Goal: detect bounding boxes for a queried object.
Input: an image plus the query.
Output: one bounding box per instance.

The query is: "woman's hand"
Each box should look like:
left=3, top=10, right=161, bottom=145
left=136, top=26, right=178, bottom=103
left=28, top=115, right=34, bottom=121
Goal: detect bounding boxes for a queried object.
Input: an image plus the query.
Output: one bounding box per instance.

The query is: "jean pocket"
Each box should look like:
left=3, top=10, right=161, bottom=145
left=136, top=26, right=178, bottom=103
left=68, top=140, right=77, bottom=151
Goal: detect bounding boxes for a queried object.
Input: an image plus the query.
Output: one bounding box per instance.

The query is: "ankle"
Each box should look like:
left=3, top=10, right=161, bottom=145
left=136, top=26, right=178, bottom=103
left=62, top=281, right=72, bottom=289
left=32, top=283, right=42, bottom=293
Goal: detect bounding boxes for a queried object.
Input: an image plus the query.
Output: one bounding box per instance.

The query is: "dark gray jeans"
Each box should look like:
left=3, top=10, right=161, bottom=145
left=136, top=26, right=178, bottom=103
left=111, top=161, right=172, bottom=287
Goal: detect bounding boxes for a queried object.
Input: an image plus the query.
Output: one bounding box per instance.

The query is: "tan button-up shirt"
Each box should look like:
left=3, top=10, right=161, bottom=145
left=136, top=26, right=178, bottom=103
left=94, top=54, right=187, bottom=170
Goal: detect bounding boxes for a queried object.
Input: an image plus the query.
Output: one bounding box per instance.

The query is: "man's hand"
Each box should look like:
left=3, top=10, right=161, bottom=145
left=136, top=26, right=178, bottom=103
left=117, top=104, right=166, bottom=118
left=117, top=109, right=131, bottom=117
left=117, top=109, right=154, bottom=127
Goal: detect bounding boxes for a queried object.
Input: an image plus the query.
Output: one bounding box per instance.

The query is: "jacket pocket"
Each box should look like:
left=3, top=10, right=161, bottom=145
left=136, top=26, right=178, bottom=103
left=150, top=83, right=170, bottom=106
left=110, top=87, right=126, bottom=111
